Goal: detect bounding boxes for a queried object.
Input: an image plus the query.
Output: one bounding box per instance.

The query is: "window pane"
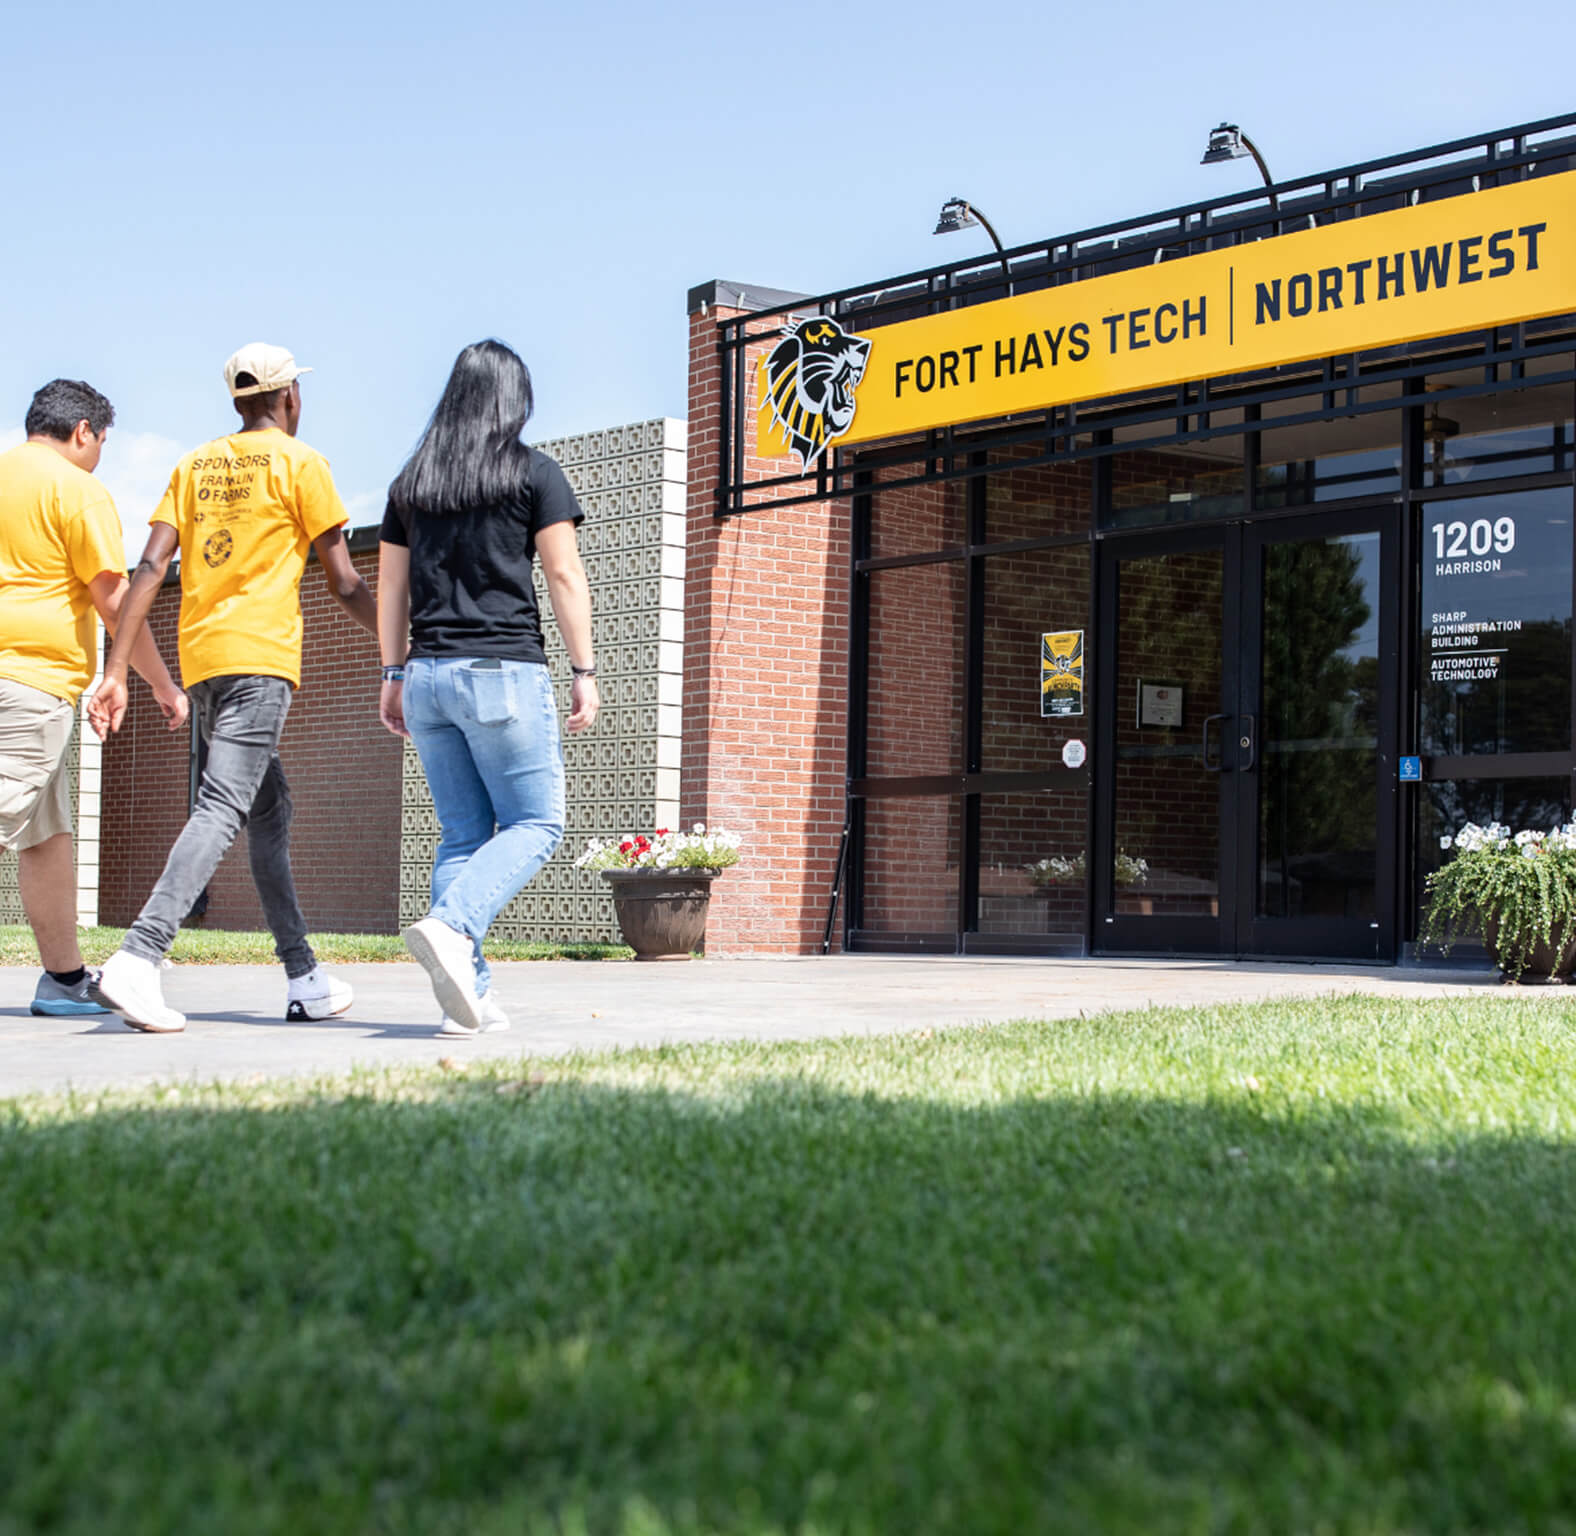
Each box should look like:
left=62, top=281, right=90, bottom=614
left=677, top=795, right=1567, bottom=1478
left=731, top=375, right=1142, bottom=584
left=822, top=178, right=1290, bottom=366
left=1423, top=371, right=1575, bottom=487
left=981, top=545, right=1090, bottom=771
left=859, top=797, right=958, bottom=935
left=1106, top=442, right=1244, bottom=531
left=978, top=791, right=1088, bottom=940
left=1420, top=487, right=1573, bottom=756
left=1111, top=547, right=1223, bottom=916
left=985, top=447, right=1090, bottom=542
left=865, top=560, right=965, bottom=776
left=867, top=468, right=967, bottom=560
left=1257, top=532, right=1380, bottom=920
left=1257, top=387, right=1403, bottom=507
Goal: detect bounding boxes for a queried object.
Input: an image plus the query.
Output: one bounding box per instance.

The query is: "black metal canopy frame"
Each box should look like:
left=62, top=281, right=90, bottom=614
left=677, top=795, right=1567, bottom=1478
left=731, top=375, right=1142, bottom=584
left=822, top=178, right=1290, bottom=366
left=713, top=112, right=1576, bottom=519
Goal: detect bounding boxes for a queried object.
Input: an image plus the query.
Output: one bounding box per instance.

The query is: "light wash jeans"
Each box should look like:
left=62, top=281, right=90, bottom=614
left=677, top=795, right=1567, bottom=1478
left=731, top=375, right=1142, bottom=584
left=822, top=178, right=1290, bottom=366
left=403, top=657, right=565, bottom=997
left=123, top=674, right=315, bottom=977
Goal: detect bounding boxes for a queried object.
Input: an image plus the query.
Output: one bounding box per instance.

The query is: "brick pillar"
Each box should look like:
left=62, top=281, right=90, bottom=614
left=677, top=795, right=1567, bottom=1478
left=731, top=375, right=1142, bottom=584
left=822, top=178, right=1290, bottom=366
left=681, top=283, right=851, bottom=955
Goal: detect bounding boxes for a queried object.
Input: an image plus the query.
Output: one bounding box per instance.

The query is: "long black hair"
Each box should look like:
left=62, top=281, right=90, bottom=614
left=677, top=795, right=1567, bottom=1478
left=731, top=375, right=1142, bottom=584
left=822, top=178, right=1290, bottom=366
left=387, top=339, right=534, bottom=516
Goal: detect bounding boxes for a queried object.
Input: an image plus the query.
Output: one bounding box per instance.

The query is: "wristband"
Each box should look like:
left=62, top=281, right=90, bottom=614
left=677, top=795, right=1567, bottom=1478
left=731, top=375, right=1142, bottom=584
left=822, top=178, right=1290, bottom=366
left=570, top=663, right=597, bottom=678
left=381, top=666, right=406, bottom=682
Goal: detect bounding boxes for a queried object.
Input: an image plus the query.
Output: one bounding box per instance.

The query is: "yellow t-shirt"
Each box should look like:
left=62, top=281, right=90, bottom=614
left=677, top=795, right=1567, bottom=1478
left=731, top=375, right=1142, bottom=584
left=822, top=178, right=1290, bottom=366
left=152, top=428, right=347, bottom=688
left=0, top=442, right=126, bottom=703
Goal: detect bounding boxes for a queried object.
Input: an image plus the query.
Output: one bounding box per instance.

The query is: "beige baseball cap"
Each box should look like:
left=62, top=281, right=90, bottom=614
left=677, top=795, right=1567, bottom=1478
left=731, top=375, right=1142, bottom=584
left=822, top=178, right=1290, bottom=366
left=223, top=342, right=313, bottom=398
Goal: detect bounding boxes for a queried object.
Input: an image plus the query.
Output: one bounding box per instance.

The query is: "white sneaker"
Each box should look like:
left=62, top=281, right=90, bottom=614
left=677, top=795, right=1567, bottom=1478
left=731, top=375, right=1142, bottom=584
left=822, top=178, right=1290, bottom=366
left=91, top=950, right=186, bottom=1034
left=285, top=967, right=354, bottom=1021
left=437, top=990, right=510, bottom=1039
left=402, top=917, right=482, bottom=1033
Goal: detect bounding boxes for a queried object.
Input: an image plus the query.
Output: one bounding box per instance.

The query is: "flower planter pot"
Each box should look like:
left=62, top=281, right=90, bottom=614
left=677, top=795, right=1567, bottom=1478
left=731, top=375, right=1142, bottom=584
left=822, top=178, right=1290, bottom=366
left=1481, top=918, right=1576, bottom=983
left=602, top=868, right=719, bottom=960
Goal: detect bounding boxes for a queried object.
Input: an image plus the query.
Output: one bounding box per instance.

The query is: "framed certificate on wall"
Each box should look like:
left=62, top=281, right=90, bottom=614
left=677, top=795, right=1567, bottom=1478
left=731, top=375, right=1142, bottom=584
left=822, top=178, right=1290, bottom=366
left=1137, top=679, right=1184, bottom=729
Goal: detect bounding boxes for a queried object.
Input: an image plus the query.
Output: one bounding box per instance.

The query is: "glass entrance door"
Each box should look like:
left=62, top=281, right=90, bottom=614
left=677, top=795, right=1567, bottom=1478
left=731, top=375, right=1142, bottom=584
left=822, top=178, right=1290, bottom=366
left=1095, top=509, right=1398, bottom=959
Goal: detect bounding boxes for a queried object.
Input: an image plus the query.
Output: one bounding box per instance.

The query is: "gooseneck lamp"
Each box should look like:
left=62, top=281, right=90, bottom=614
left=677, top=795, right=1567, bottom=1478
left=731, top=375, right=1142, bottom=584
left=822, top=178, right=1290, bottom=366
left=1202, top=123, right=1276, bottom=199
left=934, top=197, right=1011, bottom=288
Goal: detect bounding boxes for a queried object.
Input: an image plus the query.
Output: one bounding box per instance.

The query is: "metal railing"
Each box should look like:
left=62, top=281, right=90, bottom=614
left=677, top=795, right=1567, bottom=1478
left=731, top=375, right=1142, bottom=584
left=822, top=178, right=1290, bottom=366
left=714, top=112, right=1576, bottom=516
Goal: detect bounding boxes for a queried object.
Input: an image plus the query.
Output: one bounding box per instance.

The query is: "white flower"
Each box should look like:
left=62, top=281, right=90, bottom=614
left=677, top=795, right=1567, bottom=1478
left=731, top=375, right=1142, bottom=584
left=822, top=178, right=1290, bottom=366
left=1440, top=835, right=1453, bottom=850
left=578, top=825, right=742, bottom=872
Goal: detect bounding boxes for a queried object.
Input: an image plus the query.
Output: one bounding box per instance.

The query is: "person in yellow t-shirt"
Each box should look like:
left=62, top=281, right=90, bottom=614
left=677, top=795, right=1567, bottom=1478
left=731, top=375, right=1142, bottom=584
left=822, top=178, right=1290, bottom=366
left=87, top=345, right=377, bottom=1033
left=0, top=379, right=187, bottom=1017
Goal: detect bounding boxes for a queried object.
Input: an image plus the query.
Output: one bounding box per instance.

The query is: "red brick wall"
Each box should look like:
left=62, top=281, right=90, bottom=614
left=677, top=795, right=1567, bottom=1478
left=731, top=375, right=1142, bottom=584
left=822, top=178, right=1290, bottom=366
left=99, top=541, right=402, bottom=936
left=98, top=594, right=189, bottom=930
left=682, top=302, right=850, bottom=954
left=859, top=796, right=960, bottom=934
left=865, top=539, right=964, bottom=777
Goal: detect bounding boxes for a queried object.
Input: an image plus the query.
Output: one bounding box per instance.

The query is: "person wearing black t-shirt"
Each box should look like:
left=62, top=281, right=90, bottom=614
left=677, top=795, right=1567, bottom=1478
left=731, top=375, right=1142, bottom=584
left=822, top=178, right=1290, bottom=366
left=378, top=340, right=598, bottom=1036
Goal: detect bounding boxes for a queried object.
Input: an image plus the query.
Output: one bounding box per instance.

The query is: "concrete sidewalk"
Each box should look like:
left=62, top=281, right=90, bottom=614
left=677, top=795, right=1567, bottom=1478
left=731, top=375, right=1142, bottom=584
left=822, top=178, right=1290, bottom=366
left=0, top=954, right=1510, bottom=1099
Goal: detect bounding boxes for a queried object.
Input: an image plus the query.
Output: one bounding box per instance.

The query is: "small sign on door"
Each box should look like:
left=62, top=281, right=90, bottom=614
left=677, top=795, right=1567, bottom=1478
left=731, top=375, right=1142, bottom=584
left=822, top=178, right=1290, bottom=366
left=1137, top=679, right=1184, bottom=729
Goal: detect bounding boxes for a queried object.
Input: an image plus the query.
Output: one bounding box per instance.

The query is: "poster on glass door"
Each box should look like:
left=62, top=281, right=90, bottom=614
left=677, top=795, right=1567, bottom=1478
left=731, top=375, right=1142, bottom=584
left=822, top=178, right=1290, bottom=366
left=1041, top=630, right=1085, bottom=718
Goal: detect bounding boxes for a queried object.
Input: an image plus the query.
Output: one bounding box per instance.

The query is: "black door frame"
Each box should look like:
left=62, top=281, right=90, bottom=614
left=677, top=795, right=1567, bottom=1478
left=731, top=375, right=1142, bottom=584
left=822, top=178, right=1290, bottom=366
left=1093, top=503, right=1402, bottom=961
left=1092, top=521, right=1238, bottom=955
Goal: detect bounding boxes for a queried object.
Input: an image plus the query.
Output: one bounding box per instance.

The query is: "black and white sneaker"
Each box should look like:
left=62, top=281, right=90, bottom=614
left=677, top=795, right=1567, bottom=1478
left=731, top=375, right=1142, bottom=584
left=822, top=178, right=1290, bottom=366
left=285, top=967, right=354, bottom=1021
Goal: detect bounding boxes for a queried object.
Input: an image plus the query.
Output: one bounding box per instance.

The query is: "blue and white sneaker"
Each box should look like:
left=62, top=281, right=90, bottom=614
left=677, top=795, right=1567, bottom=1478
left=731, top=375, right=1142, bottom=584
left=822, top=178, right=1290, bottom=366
left=31, top=969, right=112, bottom=1017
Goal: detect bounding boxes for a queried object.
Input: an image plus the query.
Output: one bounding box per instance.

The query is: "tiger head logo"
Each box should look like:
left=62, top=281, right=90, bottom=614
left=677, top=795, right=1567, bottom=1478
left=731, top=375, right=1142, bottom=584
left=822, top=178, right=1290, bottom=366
left=758, top=316, right=871, bottom=470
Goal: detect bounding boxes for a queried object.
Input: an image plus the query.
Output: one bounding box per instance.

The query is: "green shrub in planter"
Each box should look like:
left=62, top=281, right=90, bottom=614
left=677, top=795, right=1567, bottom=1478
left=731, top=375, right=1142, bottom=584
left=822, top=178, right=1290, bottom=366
left=1420, top=821, right=1576, bottom=981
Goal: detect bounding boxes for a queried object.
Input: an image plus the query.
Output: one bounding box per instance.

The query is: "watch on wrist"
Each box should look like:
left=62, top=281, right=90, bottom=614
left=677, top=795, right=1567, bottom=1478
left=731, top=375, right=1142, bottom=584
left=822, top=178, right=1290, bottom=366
left=381, top=665, right=406, bottom=682
left=571, top=663, right=597, bottom=678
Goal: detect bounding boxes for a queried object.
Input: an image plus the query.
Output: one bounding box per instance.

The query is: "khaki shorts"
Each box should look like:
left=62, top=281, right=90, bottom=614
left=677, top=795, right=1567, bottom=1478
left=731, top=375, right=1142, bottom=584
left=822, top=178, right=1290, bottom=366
left=0, top=676, right=77, bottom=851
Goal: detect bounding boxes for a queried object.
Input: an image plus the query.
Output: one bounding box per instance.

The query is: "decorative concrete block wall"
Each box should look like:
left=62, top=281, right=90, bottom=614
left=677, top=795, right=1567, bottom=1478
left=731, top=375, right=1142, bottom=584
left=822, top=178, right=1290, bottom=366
left=397, top=418, right=686, bottom=943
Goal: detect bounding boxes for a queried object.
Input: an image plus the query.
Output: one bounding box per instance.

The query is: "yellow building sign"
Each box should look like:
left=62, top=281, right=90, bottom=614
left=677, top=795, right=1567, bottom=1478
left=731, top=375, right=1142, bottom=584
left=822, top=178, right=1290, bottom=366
left=757, top=172, right=1576, bottom=465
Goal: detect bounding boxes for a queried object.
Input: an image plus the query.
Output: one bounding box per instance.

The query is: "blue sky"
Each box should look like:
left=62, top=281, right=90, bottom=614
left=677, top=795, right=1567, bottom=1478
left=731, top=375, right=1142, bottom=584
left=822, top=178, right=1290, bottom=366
left=4, top=0, right=1573, bottom=550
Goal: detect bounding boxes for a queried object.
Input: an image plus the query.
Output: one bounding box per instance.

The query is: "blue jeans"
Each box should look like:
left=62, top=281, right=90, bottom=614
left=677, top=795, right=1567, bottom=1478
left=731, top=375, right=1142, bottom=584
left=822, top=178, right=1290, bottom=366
left=403, top=657, right=565, bottom=997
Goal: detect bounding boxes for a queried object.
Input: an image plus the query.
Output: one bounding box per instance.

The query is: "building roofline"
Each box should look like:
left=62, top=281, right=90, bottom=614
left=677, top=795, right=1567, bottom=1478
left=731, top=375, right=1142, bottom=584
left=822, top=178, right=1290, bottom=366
left=687, top=280, right=812, bottom=316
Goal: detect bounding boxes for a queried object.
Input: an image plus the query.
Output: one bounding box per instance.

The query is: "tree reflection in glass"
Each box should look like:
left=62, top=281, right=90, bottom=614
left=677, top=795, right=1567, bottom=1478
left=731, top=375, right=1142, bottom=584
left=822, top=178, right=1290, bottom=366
left=1258, top=533, right=1380, bottom=920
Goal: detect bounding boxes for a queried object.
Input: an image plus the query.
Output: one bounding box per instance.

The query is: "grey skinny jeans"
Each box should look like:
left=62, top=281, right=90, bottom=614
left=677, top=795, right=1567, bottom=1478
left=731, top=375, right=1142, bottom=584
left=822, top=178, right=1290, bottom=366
left=122, top=674, right=315, bottom=978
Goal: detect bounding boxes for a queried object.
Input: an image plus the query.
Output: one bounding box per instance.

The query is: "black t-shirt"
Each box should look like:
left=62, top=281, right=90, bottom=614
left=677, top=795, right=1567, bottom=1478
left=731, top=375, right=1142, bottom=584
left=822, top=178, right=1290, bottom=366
left=379, top=452, right=584, bottom=664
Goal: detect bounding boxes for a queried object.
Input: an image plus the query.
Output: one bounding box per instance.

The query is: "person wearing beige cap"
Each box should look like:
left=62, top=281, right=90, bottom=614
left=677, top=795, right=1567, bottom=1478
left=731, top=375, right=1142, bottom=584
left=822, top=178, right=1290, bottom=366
left=86, top=344, right=377, bottom=1033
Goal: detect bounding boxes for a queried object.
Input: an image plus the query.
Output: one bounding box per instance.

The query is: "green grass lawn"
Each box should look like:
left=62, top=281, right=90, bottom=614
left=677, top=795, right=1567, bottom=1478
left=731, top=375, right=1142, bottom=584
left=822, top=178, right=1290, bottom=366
left=4, top=995, right=1576, bottom=1534
left=0, top=924, right=630, bottom=966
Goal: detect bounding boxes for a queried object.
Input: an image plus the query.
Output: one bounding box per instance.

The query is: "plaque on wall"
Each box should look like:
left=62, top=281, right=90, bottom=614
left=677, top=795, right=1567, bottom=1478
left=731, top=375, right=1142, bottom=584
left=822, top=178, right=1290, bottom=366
left=1041, top=630, right=1085, bottom=718
left=1137, top=679, right=1184, bottom=729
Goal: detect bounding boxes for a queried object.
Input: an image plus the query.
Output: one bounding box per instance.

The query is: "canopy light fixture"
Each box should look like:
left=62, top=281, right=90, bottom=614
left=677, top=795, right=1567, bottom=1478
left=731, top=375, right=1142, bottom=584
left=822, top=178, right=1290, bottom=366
left=933, top=197, right=1010, bottom=288
left=934, top=197, right=1005, bottom=252
left=1202, top=122, right=1275, bottom=194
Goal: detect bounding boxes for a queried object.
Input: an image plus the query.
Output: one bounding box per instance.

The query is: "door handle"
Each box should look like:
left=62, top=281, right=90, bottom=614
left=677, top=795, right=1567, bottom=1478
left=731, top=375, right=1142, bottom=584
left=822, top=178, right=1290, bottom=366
left=1202, top=713, right=1227, bottom=773
left=1239, top=713, right=1257, bottom=771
